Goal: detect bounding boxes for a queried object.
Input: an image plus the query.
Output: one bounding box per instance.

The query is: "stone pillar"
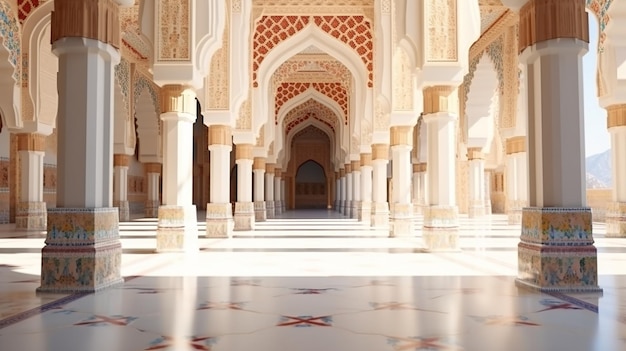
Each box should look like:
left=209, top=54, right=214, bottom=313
left=484, top=169, right=493, bottom=215
left=16, top=133, right=47, bottom=230
left=351, top=160, right=361, bottom=219
left=467, top=147, right=486, bottom=218
left=206, top=125, right=234, bottom=238
left=274, top=168, right=283, bottom=215
left=606, top=106, right=626, bottom=236
left=253, top=157, right=267, bottom=221
left=39, top=0, right=125, bottom=293
left=505, top=136, right=527, bottom=224
left=144, top=163, right=161, bottom=218
left=339, top=168, right=346, bottom=215
left=334, top=172, right=340, bottom=211
left=422, top=86, right=459, bottom=251
left=359, top=153, right=373, bottom=223
left=234, top=144, right=254, bottom=231
left=345, top=164, right=353, bottom=216
left=156, top=85, right=198, bottom=252
left=371, top=144, right=390, bottom=228
left=390, top=126, right=414, bottom=237
left=265, top=164, right=275, bottom=218
left=281, top=178, right=286, bottom=212
left=113, top=154, right=130, bottom=221
left=516, top=0, right=600, bottom=292
left=412, top=163, right=428, bottom=215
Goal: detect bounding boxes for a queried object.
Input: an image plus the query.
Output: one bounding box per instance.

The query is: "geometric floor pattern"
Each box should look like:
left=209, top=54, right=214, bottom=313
left=0, top=210, right=625, bottom=350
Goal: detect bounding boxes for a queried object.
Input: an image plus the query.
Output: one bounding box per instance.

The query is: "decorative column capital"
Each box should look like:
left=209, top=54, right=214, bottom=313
left=235, top=144, right=253, bottom=160
left=372, top=144, right=389, bottom=161
left=345, top=164, right=352, bottom=173
left=16, top=133, right=46, bottom=152
left=351, top=160, right=360, bottom=172
left=275, top=169, right=282, bottom=178
left=339, top=168, right=345, bottom=178
left=413, top=163, right=427, bottom=173
left=423, top=86, right=458, bottom=114
left=335, top=171, right=339, bottom=179
left=253, top=157, right=266, bottom=170
left=160, top=85, right=196, bottom=115
left=51, top=0, right=121, bottom=48
left=144, top=163, right=162, bottom=173
left=506, top=136, right=527, bottom=154
left=518, top=0, right=588, bottom=53
left=467, top=147, right=485, bottom=160
left=266, top=163, right=275, bottom=174
left=390, top=126, right=413, bottom=146
left=208, top=125, right=232, bottom=146
left=113, top=154, right=131, bottom=167
left=607, top=104, right=626, bottom=129
left=360, top=153, right=372, bottom=167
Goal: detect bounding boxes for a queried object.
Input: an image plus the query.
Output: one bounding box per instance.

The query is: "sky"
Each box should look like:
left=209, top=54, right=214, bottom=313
left=583, top=14, right=610, bottom=157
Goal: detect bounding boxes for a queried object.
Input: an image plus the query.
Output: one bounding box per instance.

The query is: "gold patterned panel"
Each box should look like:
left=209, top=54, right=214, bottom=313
left=607, top=105, right=626, bottom=129
left=423, top=86, right=457, bottom=114
left=208, top=125, right=233, bottom=146
left=235, top=144, right=253, bottom=160
left=160, top=85, right=196, bottom=114
left=390, top=126, right=413, bottom=146
left=157, top=0, right=191, bottom=61
left=426, top=0, right=457, bottom=62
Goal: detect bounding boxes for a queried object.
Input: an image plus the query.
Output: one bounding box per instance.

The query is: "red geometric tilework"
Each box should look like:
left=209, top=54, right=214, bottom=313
left=283, top=99, right=340, bottom=135
left=275, top=82, right=348, bottom=125
left=253, top=15, right=373, bottom=87
left=18, top=0, right=41, bottom=23
left=285, top=112, right=335, bottom=135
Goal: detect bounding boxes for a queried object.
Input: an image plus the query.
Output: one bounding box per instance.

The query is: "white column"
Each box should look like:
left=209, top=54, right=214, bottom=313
left=352, top=160, right=361, bottom=219
left=281, top=178, right=286, bottom=212
left=253, top=169, right=265, bottom=202
left=371, top=144, right=389, bottom=228
left=390, top=126, right=413, bottom=237
left=345, top=164, right=353, bottom=216
left=253, top=157, right=266, bottom=222
left=265, top=164, right=275, bottom=218
left=19, top=150, right=44, bottom=203
left=113, top=155, right=130, bottom=221
left=236, top=159, right=253, bottom=203
left=340, top=169, right=347, bottom=215
left=274, top=169, right=282, bottom=215
left=206, top=125, right=233, bottom=238
left=145, top=163, right=161, bottom=218
left=335, top=173, right=341, bottom=211
left=15, top=133, right=47, bottom=231
left=234, top=144, right=254, bottom=231
left=467, top=148, right=485, bottom=218
left=360, top=154, right=373, bottom=223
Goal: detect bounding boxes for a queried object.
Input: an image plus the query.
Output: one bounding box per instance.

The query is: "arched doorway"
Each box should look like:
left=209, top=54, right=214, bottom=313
left=295, top=160, right=327, bottom=209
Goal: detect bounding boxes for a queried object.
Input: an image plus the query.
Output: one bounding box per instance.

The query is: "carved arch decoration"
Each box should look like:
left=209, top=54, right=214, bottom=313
left=392, top=46, right=413, bottom=111
left=272, top=58, right=352, bottom=88
left=283, top=120, right=335, bottom=172
left=275, top=82, right=348, bottom=125
left=465, top=54, right=498, bottom=150
left=0, top=0, right=21, bottom=83
left=586, top=0, right=613, bottom=52
left=252, top=15, right=373, bottom=87
left=283, top=98, right=339, bottom=134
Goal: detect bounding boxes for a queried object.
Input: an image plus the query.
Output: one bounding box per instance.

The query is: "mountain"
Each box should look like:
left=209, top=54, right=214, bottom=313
left=586, top=149, right=611, bottom=188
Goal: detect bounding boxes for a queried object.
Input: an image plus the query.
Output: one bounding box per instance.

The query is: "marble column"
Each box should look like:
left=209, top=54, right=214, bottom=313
left=265, top=164, right=275, bottom=218
left=359, top=153, right=373, bottom=224
left=253, top=157, right=267, bottom=221
left=206, top=125, right=234, bottom=238
left=484, top=170, right=493, bottom=215
left=467, top=148, right=486, bottom=218
left=371, top=144, right=390, bottom=228
left=422, top=86, right=459, bottom=251
left=412, top=163, right=428, bottom=215
left=515, top=0, right=600, bottom=292
left=334, top=172, right=340, bottom=211
left=274, top=168, right=283, bottom=216
left=15, top=133, right=46, bottom=231
left=144, top=163, right=161, bottom=218
left=281, top=178, right=286, bottom=212
left=389, top=126, right=414, bottom=237
left=234, top=144, right=254, bottom=231
left=351, top=160, right=361, bottom=219
left=505, top=137, right=527, bottom=224
left=39, top=0, right=125, bottom=293
left=156, top=85, right=198, bottom=252
left=340, top=168, right=347, bottom=215
left=113, top=154, right=130, bottom=221
left=606, top=106, right=626, bottom=236
left=345, top=164, right=353, bottom=216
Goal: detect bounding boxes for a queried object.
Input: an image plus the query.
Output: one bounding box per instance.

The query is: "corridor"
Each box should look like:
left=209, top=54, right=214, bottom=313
left=0, top=211, right=624, bottom=350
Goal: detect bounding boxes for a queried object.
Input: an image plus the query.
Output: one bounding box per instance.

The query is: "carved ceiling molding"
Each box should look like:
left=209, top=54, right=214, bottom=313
left=469, top=9, right=516, bottom=60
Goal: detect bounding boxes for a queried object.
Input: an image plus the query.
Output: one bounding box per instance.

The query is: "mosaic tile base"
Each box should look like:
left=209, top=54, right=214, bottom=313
left=205, top=203, right=233, bottom=238
left=389, top=203, right=414, bottom=238
left=145, top=200, right=159, bottom=218
left=266, top=201, right=275, bottom=219
left=234, top=202, right=255, bottom=231
left=517, top=207, right=600, bottom=293
left=156, top=205, right=198, bottom=252
left=606, top=202, right=626, bottom=238
left=254, top=201, right=267, bottom=222
left=38, top=208, right=122, bottom=293
left=114, top=200, right=130, bottom=222
left=16, top=201, right=46, bottom=230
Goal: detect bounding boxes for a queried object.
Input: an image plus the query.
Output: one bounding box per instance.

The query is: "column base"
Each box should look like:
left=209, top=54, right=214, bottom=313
left=412, top=203, right=422, bottom=216
left=422, top=206, right=459, bottom=251
left=351, top=201, right=358, bottom=219
left=145, top=200, right=160, bottom=218
left=517, top=207, right=601, bottom=293
left=468, top=202, right=485, bottom=218
left=370, top=202, right=389, bottom=229
left=205, top=203, right=234, bottom=238
left=274, top=200, right=283, bottom=215
left=266, top=201, right=275, bottom=219
left=358, top=201, right=371, bottom=224
left=114, top=200, right=130, bottom=222
left=38, top=208, right=123, bottom=293
left=156, top=205, right=198, bottom=253
left=16, top=201, right=47, bottom=231
left=389, top=203, right=414, bottom=237
left=606, top=202, right=626, bottom=237
left=234, top=202, right=255, bottom=231
left=254, top=201, right=267, bottom=222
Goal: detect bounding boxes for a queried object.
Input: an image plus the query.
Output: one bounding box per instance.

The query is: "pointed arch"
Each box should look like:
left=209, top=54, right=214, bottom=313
left=465, top=53, right=498, bottom=150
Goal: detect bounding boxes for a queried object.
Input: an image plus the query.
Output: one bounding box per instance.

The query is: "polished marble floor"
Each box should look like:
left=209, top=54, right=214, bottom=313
left=0, top=210, right=625, bottom=350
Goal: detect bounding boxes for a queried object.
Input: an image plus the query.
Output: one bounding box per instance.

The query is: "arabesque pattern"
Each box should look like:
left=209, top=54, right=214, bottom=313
left=275, top=82, right=347, bottom=125
left=283, top=98, right=339, bottom=135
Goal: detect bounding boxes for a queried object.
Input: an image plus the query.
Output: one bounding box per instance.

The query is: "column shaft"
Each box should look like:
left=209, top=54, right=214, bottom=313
left=145, top=163, right=161, bottom=218
left=467, top=148, right=486, bottom=218
left=274, top=169, right=282, bottom=215
left=352, top=160, right=361, bottom=219
left=113, top=154, right=130, bottom=221
left=606, top=108, right=626, bottom=236
left=16, top=133, right=47, bottom=230
left=359, top=153, right=373, bottom=223
left=265, top=164, right=275, bottom=218
left=371, top=145, right=389, bottom=228
left=253, top=157, right=267, bottom=221
left=206, top=125, right=233, bottom=237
